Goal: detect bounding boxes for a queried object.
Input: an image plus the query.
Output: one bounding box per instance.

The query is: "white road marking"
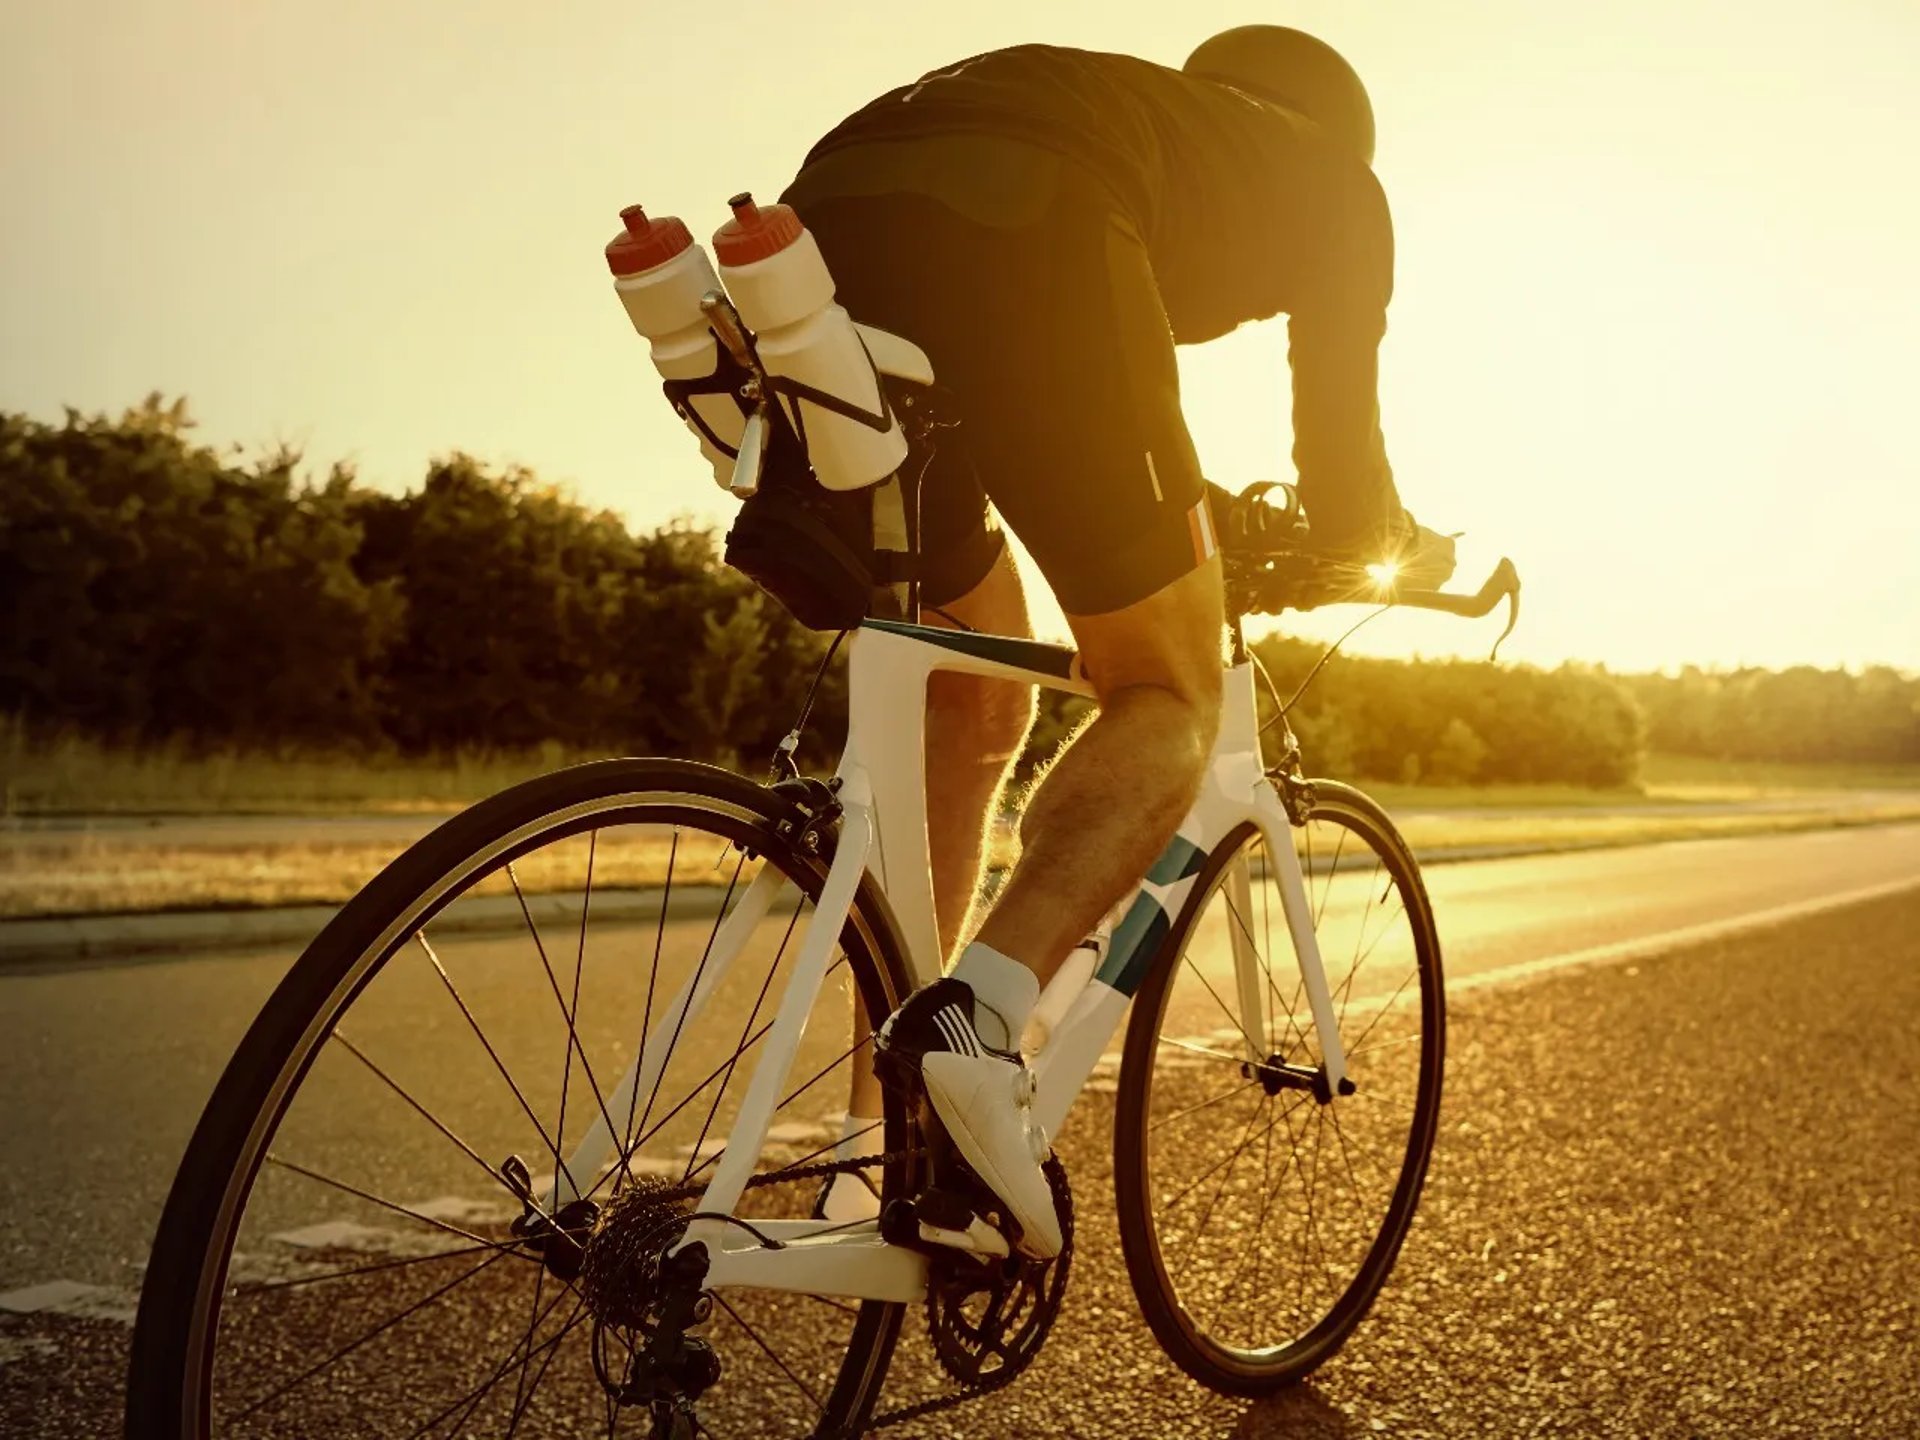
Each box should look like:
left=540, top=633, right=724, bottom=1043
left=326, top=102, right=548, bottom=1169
left=0, top=1278, right=139, bottom=1324
left=0, top=1332, right=61, bottom=1365
left=1449, top=875, right=1920, bottom=996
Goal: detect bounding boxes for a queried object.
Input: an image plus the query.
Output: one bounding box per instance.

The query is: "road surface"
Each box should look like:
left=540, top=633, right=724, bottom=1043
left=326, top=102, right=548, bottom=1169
left=2, top=824, right=1916, bottom=1436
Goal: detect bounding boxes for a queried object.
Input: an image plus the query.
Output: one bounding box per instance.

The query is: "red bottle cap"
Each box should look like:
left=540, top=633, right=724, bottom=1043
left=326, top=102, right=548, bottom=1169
left=605, top=204, right=694, bottom=277
left=712, top=192, right=805, bottom=266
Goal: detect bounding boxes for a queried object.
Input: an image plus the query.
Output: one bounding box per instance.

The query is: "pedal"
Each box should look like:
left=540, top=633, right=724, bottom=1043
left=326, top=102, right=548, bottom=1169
left=879, top=1188, right=1011, bottom=1260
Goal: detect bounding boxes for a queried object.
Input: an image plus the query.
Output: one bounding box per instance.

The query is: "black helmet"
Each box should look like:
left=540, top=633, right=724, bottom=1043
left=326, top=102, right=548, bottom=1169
left=1183, top=26, right=1375, bottom=165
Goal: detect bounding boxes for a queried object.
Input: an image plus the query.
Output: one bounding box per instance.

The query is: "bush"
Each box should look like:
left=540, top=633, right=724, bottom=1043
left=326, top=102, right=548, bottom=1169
left=1250, top=637, right=1646, bottom=788
left=7, top=396, right=1907, bottom=786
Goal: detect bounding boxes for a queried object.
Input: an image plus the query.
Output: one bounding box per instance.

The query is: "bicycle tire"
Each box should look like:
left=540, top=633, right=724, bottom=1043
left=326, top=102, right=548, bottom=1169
left=1112, top=780, right=1444, bottom=1395
left=126, top=756, right=920, bottom=1439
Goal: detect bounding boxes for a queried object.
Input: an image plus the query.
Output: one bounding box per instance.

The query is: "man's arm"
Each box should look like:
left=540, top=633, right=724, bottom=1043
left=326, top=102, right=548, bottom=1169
left=1288, top=301, right=1403, bottom=555
left=1284, top=156, right=1411, bottom=558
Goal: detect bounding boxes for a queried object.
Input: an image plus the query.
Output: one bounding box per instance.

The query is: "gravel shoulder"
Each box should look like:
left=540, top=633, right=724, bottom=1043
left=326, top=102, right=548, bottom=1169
left=5, top=889, right=1916, bottom=1436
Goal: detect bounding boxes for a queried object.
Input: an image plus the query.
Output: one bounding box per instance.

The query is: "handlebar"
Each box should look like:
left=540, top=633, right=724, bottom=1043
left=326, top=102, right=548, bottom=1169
left=1226, top=549, right=1524, bottom=656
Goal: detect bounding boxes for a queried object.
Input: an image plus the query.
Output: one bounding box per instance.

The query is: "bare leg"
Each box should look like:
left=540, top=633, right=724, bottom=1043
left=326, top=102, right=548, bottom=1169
left=976, top=556, right=1225, bottom=983
left=845, top=551, right=1035, bottom=1119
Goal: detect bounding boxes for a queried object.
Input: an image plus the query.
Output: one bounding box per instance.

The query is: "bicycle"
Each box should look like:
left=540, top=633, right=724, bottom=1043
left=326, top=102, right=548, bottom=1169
left=126, top=305, right=1520, bottom=1438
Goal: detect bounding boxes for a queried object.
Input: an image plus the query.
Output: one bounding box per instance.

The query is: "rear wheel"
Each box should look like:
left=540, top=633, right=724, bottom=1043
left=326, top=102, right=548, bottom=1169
left=126, top=758, right=919, bottom=1439
left=1114, top=781, right=1444, bottom=1394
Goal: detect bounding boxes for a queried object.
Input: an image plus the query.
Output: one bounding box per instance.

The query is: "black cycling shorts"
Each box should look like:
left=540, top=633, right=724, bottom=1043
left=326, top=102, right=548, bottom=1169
left=783, top=136, right=1217, bottom=616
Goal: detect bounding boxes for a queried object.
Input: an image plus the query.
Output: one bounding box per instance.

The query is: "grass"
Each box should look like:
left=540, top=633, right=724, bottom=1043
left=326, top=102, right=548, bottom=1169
left=8, top=800, right=1920, bottom=923
left=6, top=732, right=1920, bottom=921
left=9, top=720, right=1918, bottom=818
left=0, top=832, right=699, bottom=920
left=1639, top=754, right=1920, bottom=795
left=2, top=730, right=618, bottom=816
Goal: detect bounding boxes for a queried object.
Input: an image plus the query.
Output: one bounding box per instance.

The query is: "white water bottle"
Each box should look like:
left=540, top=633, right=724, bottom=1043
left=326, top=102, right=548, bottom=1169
left=605, top=204, right=746, bottom=488
left=712, top=193, right=907, bottom=491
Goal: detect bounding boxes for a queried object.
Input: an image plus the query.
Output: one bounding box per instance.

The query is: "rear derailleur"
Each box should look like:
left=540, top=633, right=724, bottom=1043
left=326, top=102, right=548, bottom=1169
left=502, top=1155, right=720, bottom=1438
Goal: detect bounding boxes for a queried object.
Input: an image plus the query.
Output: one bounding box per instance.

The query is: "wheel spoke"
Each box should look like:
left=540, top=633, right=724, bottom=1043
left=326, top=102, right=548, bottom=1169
left=1346, top=1028, right=1424, bottom=1061
left=229, top=1242, right=497, bottom=1297
left=632, top=851, right=749, bottom=1160
left=1147, top=1078, right=1261, bottom=1133
left=1177, top=951, right=1264, bottom=1059
left=680, top=899, right=806, bottom=1184
left=233, top=1247, right=512, bottom=1420
left=403, top=1288, right=584, bottom=1439
left=263, top=1152, right=538, bottom=1260
left=1172, top=1092, right=1266, bottom=1278
left=621, top=828, right=678, bottom=1172
left=1334, top=893, right=1408, bottom=1024
left=507, top=860, right=626, bottom=1188
left=775, top=999, right=867, bottom=1111
left=1155, top=1034, right=1254, bottom=1068
left=1156, top=1090, right=1304, bottom=1217
left=714, top=1293, right=826, bottom=1413
left=1296, top=1109, right=1328, bottom=1320
left=418, top=931, right=584, bottom=1198
left=1343, top=966, right=1422, bottom=1057
left=1222, top=881, right=1310, bottom=1059
left=503, top=1290, right=591, bottom=1436
left=329, top=1028, right=559, bottom=1229
left=550, top=831, right=597, bottom=1192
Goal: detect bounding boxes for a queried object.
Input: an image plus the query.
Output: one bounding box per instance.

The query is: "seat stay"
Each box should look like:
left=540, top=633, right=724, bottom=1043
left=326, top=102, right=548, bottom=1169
left=679, top=804, right=877, bottom=1249
left=556, top=862, right=788, bottom=1207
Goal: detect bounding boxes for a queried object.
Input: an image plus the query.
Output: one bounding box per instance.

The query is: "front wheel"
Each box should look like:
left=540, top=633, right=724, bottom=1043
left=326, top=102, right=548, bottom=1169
left=1113, top=780, right=1444, bottom=1395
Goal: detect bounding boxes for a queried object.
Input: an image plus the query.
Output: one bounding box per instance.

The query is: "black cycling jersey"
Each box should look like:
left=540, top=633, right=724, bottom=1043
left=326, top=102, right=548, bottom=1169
left=795, top=43, right=1402, bottom=554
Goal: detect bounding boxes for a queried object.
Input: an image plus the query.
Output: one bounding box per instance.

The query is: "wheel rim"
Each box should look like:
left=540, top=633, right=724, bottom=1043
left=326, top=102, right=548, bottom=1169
left=1135, top=804, right=1441, bottom=1374
left=173, top=790, right=907, bottom=1438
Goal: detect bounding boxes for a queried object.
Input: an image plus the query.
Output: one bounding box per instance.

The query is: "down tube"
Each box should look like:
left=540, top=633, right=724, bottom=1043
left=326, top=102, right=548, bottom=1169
left=1029, top=826, right=1211, bottom=1142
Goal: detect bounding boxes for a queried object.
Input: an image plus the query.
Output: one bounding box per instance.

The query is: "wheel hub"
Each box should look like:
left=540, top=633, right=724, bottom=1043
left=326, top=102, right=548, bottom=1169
left=502, top=1153, right=600, bottom=1281
left=1240, top=1054, right=1355, bottom=1103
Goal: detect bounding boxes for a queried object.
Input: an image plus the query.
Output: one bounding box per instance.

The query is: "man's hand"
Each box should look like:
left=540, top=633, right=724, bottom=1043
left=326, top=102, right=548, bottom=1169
left=1392, top=511, right=1457, bottom=589
left=1207, top=481, right=1309, bottom=552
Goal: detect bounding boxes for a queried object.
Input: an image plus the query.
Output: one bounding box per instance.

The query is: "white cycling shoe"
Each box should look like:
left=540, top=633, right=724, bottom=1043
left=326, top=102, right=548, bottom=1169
left=874, top=977, right=1062, bottom=1260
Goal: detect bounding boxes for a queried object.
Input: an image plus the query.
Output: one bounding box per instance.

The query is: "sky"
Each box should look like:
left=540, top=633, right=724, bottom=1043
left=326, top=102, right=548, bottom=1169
left=5, top=0, right=1917, bottom=672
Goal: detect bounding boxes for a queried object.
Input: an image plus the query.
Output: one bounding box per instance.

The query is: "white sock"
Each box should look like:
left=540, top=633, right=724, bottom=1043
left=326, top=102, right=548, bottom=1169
left=950, top=941, right=1040, bottom=1051
left=836, top=1109, right=883, bottom=1161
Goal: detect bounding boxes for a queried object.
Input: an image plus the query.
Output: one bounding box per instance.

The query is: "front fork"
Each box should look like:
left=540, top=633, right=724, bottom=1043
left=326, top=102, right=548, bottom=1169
left=1234, top=770, right=1351, bottom=1094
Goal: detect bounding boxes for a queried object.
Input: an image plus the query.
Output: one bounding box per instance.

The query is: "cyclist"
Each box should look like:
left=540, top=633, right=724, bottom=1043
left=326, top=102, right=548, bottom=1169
left=784, top=27, right=1456, bottom=1256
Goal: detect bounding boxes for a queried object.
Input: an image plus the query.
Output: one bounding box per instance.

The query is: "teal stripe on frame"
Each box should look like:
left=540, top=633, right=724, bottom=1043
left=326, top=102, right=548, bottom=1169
left=1146, top=834, right=1205, bottom=886
left=1096, top=893, right=1171, bottom=997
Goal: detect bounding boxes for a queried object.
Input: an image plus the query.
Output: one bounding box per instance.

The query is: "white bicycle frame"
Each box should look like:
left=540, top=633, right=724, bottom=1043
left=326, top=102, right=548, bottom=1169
left=556, top=618, right=1350, bottom=1304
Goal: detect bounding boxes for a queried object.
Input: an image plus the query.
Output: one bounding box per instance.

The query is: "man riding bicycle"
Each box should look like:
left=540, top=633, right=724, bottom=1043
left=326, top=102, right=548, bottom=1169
left=779, top=26, right=1456, bottom=1258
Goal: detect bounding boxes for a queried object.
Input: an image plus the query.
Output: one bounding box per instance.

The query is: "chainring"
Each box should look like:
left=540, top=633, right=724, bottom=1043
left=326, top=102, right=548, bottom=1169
left=924, top=1155, right=1074, bottom=1393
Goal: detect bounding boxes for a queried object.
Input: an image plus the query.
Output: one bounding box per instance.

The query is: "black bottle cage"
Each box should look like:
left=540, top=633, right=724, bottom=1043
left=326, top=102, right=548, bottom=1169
left=660, top=331, right=899, bottom=470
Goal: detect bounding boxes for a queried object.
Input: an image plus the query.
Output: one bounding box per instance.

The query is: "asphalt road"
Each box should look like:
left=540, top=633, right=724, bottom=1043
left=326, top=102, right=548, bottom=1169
left=2, top=824, right=1917, bottom=1436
